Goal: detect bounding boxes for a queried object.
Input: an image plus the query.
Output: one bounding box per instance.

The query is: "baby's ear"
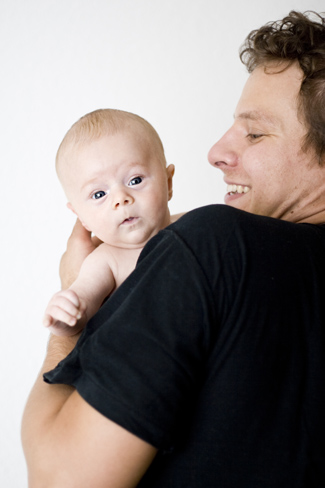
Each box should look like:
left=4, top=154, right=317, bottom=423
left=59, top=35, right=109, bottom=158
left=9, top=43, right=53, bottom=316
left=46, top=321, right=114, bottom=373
left=66, top=202, right=77, bottom=215
left=66, top=202, right=91, bottom=231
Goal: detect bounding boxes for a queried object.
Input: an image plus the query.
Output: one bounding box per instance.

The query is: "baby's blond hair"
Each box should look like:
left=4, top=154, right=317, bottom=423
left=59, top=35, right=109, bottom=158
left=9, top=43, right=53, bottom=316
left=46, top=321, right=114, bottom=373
left=56, top=108, right=167, bottom=181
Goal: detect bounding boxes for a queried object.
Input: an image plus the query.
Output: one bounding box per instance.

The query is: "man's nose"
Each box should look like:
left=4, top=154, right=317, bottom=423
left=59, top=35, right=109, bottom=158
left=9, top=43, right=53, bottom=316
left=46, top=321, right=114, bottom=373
left=112, top=189, right=134, bottom=209
left=207, top=128, right=239, bottom=170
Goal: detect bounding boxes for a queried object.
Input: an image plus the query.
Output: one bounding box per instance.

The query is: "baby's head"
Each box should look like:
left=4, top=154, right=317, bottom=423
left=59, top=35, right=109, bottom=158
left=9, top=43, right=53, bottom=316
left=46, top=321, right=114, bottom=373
left=56, top=109, right=175, bottom=248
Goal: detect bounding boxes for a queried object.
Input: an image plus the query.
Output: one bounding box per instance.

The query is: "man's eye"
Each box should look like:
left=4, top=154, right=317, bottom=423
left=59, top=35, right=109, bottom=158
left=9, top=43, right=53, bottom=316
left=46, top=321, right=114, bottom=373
left=129, top=176, right=143, bottom=186
left=92, top=190, right=106, bottom=200
left=247, top=133, right=263, bottom=141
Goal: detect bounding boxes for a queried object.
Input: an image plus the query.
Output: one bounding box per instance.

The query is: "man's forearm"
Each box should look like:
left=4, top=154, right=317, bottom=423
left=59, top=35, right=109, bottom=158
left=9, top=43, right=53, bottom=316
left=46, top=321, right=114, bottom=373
left=21, top=332, right=157, bottom=488
left=21, top=334, right=80, bottom=485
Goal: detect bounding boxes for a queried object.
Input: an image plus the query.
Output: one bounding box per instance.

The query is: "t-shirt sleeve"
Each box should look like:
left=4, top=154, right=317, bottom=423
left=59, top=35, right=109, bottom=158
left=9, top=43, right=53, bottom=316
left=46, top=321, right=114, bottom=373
left=44, top=221, right=216, bottom=449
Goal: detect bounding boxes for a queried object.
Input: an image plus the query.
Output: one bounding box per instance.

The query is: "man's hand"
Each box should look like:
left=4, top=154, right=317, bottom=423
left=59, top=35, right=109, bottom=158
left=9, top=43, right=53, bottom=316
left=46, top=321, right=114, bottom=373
left=60, top=219, right=102, bottom=289
left=43, top=289, right=87, bottom=337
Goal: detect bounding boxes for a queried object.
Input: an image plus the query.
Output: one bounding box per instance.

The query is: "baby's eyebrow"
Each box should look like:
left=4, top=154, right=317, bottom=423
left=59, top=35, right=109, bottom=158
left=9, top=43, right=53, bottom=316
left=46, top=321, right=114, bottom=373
left=81, top=176, right=103, bottom=192
left=80, top=162, right=147, bottom=192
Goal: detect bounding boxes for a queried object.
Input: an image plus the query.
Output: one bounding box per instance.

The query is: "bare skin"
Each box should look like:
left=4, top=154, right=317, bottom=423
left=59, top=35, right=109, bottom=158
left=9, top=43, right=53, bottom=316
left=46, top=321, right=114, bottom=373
left=22, top=220, right=158, bottom=488
left=208, top=63, right=325, bottom=224
left=43, top=129, right=175, bottom=336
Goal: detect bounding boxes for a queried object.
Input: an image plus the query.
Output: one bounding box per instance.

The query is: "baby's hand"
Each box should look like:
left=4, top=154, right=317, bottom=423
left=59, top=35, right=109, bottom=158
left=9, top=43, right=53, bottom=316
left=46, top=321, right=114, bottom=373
left=43, top=289, right=86, bottom=337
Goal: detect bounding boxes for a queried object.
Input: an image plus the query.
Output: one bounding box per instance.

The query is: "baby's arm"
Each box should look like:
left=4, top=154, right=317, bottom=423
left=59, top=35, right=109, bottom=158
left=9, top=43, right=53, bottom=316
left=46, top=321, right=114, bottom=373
left=43, top=244, right=115, bottom=336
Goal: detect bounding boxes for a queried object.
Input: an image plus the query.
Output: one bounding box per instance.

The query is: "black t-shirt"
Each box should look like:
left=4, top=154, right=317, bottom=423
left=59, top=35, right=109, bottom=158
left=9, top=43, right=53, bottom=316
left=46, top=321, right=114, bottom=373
left=44, top=205, right=325, bottom=487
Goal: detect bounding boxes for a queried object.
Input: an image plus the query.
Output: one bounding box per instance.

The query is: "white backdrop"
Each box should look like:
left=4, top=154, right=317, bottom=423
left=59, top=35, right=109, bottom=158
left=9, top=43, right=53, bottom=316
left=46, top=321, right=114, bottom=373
left=1, top=0, right=323, bottom=485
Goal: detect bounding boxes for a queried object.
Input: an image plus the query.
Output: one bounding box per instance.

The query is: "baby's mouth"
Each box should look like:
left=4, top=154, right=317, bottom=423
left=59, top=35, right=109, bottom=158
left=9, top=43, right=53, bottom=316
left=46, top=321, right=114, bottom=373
left=121, top=216, right=138, bottom=225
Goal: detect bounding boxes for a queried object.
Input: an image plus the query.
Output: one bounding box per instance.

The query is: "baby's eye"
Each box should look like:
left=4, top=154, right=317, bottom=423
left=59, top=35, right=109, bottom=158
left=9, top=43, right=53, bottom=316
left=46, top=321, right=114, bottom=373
left=129, top=176, right=143, bottom=186
left=92, top=190, right=106, bottom=200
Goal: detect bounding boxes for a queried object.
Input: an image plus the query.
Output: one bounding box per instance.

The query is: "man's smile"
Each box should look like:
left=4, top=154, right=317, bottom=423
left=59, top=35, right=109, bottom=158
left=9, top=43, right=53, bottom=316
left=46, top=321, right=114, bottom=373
left=227, top=184, right=250, bottom=195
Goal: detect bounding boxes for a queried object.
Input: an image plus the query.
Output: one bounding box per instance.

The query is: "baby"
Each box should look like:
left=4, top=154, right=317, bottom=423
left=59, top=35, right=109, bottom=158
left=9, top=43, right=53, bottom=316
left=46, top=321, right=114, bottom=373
left=43, top=108, right=175, bottom=336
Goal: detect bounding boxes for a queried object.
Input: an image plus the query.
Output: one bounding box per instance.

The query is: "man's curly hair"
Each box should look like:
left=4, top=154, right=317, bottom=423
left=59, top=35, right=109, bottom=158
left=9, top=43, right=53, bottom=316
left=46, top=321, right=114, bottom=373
left=240, top=11, right=325, bottom=164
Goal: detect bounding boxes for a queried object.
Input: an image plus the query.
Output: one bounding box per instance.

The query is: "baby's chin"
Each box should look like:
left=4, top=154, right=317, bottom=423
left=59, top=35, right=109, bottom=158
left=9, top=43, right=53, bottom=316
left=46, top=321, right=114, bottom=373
left=101, top=237, right=151, bottom=250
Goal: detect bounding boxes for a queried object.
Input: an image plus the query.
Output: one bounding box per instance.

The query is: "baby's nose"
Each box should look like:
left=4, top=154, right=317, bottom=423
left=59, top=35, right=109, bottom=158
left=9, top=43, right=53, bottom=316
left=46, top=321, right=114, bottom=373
left=112, top=190, right=134, bottom=209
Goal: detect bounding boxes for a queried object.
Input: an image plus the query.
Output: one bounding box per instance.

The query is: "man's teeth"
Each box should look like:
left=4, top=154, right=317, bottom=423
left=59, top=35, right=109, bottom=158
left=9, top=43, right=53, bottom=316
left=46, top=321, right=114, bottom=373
left=227, top=184, right=249, bottom=195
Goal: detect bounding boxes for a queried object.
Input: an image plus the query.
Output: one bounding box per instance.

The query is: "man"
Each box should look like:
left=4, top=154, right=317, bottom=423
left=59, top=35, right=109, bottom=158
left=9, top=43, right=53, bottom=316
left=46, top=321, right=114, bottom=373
left=22, top=11, right=325, bottom=487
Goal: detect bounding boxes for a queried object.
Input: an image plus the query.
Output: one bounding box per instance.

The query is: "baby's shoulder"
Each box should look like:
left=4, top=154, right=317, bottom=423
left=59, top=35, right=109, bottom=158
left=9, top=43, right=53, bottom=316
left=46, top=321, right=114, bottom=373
left=87, top=243, right=119, bottom=272
left=96, top=243, right=142, bottom=286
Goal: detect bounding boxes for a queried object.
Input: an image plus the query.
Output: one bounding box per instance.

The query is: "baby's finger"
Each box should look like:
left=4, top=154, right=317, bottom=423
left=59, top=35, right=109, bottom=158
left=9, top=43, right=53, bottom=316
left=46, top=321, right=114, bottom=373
left=43, top=314, right=54, bottom=328
left=57, top=289, right=81, bottom=308
left=45, top=296, right=82, bottom=324
left=44, top=304, right=80, bottom=327
left=50, top=294, right=81, bottom=316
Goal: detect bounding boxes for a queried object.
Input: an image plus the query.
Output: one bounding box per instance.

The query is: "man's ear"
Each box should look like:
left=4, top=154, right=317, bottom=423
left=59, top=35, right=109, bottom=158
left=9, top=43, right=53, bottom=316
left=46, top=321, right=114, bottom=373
left=166, top=164, right=175, bottom=201
left=66, top=202, right=91, bottom=232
